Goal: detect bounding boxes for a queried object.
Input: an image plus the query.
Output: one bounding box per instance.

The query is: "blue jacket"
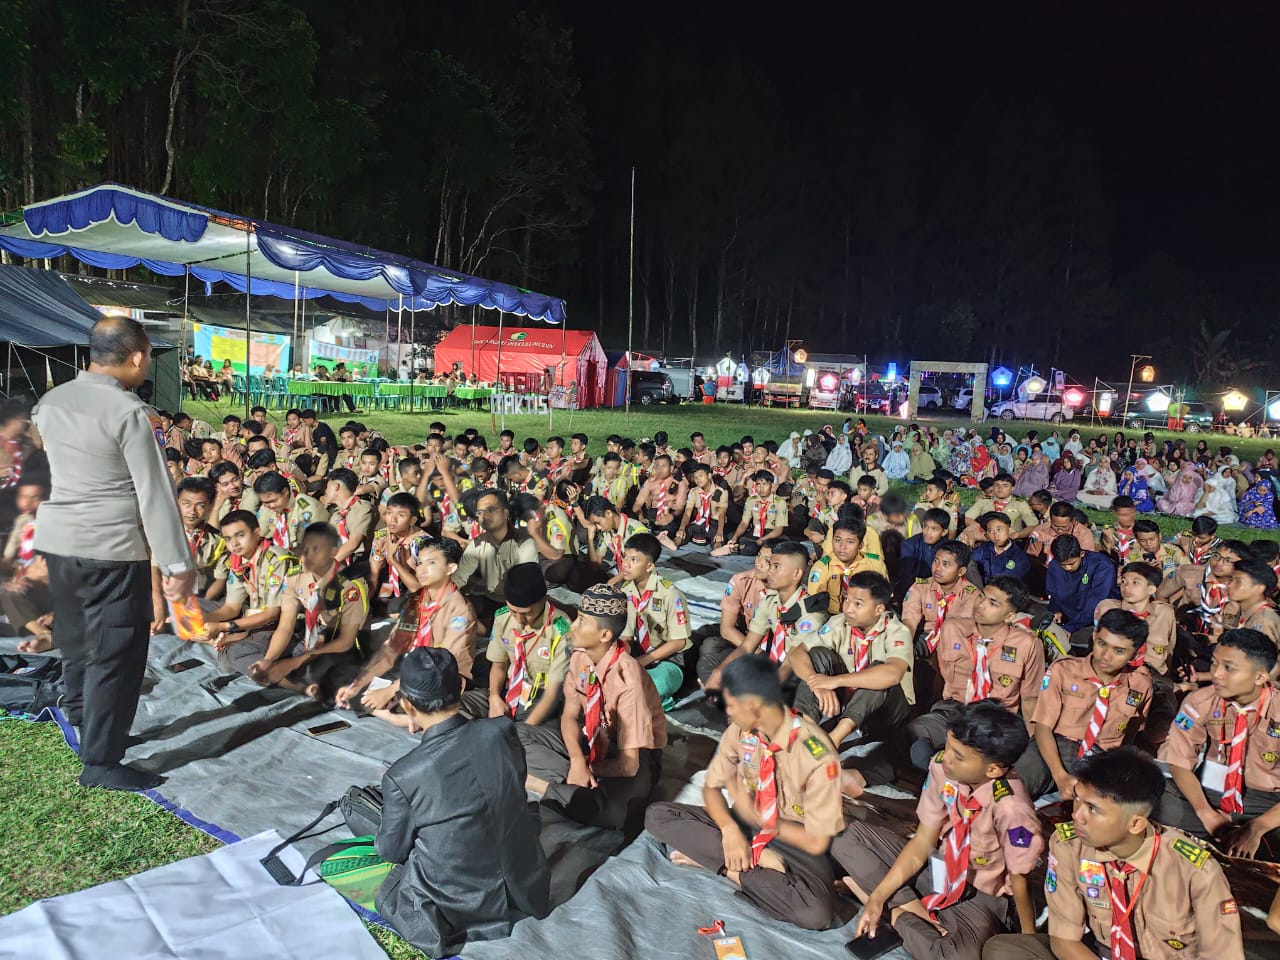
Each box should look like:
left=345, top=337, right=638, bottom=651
left=1046, top=550, right=1119, bottom=632
left=895, top=533, right=938, bottom=597
left=972, top=541, right=1031, bottom=585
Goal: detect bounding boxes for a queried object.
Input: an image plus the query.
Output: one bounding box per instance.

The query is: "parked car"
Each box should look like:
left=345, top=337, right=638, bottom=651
left=630, top=370, right=677, bottom=405
left=1126, top=401, right=1214, bottom=433
left=990, top=393, right=1076, bottom=423
left=915, top=384, right=943, bottom=409
left=953, top=387, right=988, bottom=412
left=847, top=382, right=892, bottom=414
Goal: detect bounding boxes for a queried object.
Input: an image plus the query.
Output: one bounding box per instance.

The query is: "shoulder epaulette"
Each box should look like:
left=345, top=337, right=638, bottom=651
left=915, top=577, right=931, bottom=584
left=494, top=605, right=510, bottom=617
left=1054, top=821, right=1076, bottom=842
left=991, top=778, right=1012, bottom=802
left=658, top=576, right=673, bottom=588
left=933, top=749, right=945, bottom=764
left=1170, top=835, right=1210, bottom=869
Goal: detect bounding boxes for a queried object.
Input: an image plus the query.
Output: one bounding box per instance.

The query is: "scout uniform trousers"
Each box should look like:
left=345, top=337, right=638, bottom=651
left=980, top=934, right=1061, bottom=960
left=1012, top=733, right=1081, bottom=800
left=791, top=646, right=912, bottom=738
left=1153, top=778, right=1280, bottom=861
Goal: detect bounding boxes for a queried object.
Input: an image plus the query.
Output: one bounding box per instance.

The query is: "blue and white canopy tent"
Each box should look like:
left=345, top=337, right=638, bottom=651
left=0, top=184, right=566, bottom=409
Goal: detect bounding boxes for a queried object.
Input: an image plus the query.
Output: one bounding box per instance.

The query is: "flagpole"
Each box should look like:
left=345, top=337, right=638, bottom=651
left=625, top=165, right=635, bottom=418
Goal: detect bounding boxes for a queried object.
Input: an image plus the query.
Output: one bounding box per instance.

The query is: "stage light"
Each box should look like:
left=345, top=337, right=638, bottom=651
left=884, top=363, right=898, bottom=383
left=1098, top=391, right=1114, bottom=414
left=1138, top=364, right=1156, bottom=383
left=1223, top=389, right=1249, bottom=412
left=1023, top=376, right=1047, bottom=395
left=1146, top=390, right=1170, bottom=413
left=991, top=366, right=1013, bottom=387
left=819, top=373, right=838, bottom=391
left=849, top=367, right=862, bottom=384
left=1268, top=398, right=1280, bottom=420
left=1063, top=387, right=1085, bottom=407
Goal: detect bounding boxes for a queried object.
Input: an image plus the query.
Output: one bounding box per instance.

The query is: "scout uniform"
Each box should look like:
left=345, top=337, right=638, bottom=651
left=1224, top=599, right=1280, bottom=645
left=902, top=577, right=981, bottom=655
left=1024, top=520, right=1097, bottom=558
left=272, top=567, right=368, bottom=692
left=965, top=496, right=1038, bottom=532
left=638, top=475, right=685, bottom=536
left=591, top=514, right=648, bottom=573
left=907, top=620, right=1044, bottom=759
left=738, top=492, right=789, bottom=555
left=621, top=573, right=692, bottom=665
left=695, top=567, right=769, bottom=684
left=795, top=612, right=914, bottom=733
left=1168, top=563, right=1228, bottom=634
left=821, top=522, right=884, bottom=567
left=682, top=484, right=726, bottom=544
left=521, top=644, right=668, bottom=832
left=329, top=495, right=375, bottom=564
left=1015, top=654, right=1153, bottom=797
left=370, top=529, right=432, bottom=603
left=984, top=822, right=1244, bottom=960
left=1095, top=598, right=1178, bottom=677
left=215, top=542, right=299, bottom=675
left=182, top=523, right=229, bottom=596
left=645, top=715, right=845, bottom=930
left=338, top=445, right=366, bottom=471
left=487, top=602, right=572, bottom=719
left=593, top=473, right=632, bottom=511
left=807, top=550, right=889, bottom=615
left=452, top=530, right=540, bottom=606
left=356, top=465, right=389, bottom=499
left=258, top=492, right=325, bottom=554
left=391, top=582, right=476, bottom=680
left=543, top=502, right=574, bottom=556
left=1137, top=541, right=1189, bottom=582
left=913, top=497, right=958, bottom=533
left=1155, top=684, right=1280, bottom=857
left=747, top=586, right=829, bottom=665
left=379, top=481, right=418, bottom=510
left=830, top=756, right=1044, bottom=960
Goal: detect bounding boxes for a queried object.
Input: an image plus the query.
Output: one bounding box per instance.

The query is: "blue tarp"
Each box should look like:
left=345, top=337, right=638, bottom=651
left=762, top=345, right=804, bottom=377
left=0, top=264, right=131, bottom=346
left=0, top=185, right=566, bottom=323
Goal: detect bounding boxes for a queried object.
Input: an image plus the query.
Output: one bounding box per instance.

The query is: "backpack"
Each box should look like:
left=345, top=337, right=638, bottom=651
left=0, top=655, right=63, bottom=715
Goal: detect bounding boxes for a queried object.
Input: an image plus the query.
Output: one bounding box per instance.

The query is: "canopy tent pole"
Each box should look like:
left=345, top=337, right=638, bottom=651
left=177, top=266, right=190, bottom=413
left=625, top=166, right=636, bottom=418
left=292, top=270, right=300, bottom=371
left=495, top=311, right=506, bottom=432
left=384, top=306, right=391, bottom=376
left=244, top=227, right=252, bottom=419
left=470, top=305, right=476, bottom=377
left=396, top=294, right=404, bottom=361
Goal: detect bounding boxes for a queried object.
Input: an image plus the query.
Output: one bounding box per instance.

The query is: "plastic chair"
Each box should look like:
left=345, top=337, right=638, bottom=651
left=229, top=374, right=248, bottom=406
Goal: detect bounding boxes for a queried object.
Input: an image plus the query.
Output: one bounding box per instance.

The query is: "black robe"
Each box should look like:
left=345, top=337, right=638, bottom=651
left=375, top=713, right=550, bottom=956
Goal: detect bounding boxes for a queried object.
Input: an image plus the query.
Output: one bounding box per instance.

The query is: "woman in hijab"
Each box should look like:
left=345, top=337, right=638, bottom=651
left=1195, top=465, right=1238, bottom=525
left=994, top=443, right=1015, bottom=474
left=824, top=433, right=853, bottom=475
left=969, top=442, right=996, bottom=485
left=1049, top=451, right=1082, bottom=502
left=1239, top=475, right=1279, bottom=529
left=908, top=442, right=936, bottom=483
left=1076, top=455, right=1118, bottom=509
left=884, top=440, right=911, bottom=481
left=1064, top=430, right=1083, bottom=457
left=1041, top=432, right=1062, bottom=463
left=1157, top=463, right=1202, bottom=517
left=785, top=432, right=804, bottom=469
left=1118, top=462, right=1155, bottom=513
left=947, top=440, right=972, bottom=481
left=1013, top=451, right=1050, bottom=497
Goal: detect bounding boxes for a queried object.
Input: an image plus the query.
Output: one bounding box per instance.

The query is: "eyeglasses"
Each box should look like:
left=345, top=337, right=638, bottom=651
left=476, top=505, right=506, bottom=516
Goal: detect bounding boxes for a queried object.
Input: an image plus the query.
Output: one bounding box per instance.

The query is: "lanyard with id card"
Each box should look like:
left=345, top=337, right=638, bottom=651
left=1200, top=759, right=1229, bottom=793
left=930, top=853, right=948, bottom=894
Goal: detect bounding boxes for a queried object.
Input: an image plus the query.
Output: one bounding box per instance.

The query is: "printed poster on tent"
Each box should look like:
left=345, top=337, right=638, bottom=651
left=190, top=323, right=291, bottom=376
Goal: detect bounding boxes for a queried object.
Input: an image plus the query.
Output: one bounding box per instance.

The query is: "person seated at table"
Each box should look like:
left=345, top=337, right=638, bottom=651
left=521, top=583, right=667, bottom=834
left=244, top=522, right=367, bottom=701
left=372, top=645, right=551, bottom=960
left=646, top=654, right=846, bottom=931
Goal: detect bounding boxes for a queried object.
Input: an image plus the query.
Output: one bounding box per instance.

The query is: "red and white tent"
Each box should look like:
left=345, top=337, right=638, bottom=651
left=433, top=325, right=608, bottom=408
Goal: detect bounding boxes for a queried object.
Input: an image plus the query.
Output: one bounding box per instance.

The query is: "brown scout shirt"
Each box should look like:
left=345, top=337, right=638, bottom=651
left=705, top=716, right=845, bottom=839
left=1223, top=600, right=1280, bottom=645
left=1032, top=654, right=1153, bottom=748
left=286, top=569, right=369, bottom=650
left=1159, top=685, right=1280, bottom=793
left=563, top=647, right=668, bottom=754
left=740, top=493, right=789, bottom=538
left=916, top=757, right=1044, bottom=896
left=224, top=542, right=297, bottom=615
left=329, top=496, right=374, bottom=559
left=747, top=586, right=829, bottom=654
left=1024, top=520, right=1097, bottom=558
left=391, top=584, right=476, bottom=680
left=723, top=568, right=768, bottom=629
left=902, top=579, right=980, bottom=643
left=936, top=620, right=1045, bottom=710
left=1045, top=822, right=1244, bottom=960
left=487, top=602, right=573, bottom=708
left=807, top=612, right=916, bottom=705
left=965, top=496, right=1038, bottom=532
left=1094, top=598, right=1178, bottom=677
left=621, top=572, right=692, bottom=656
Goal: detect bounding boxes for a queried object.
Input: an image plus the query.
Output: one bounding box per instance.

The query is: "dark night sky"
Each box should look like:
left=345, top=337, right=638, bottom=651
left=563, top=1, right=1280, bottom=304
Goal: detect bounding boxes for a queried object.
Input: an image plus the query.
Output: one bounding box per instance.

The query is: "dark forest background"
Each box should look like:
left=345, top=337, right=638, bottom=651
left=1, top=0, right=1278, bottom=386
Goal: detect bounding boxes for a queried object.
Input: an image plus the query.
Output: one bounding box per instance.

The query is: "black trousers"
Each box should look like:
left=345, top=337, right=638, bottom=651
left=45, top=553, right=151, bottom=770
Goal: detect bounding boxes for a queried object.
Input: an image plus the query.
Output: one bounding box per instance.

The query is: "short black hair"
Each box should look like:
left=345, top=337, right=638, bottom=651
left=721, top=654, right=785, bottom=707
left=751, top=469, right=775, bottom=484
left=1234, top=558, right=1279, bottom=595
left=246, top=449, right=277, bottom=471
left=923, top=507, right=952, bottom=530
left=89, top=316, right=149, bottom=366
left=1120, top=561, right=1162, bottom=590
left=1218, top=628, right=1279, bottom=671
left=947, top=700, right=1029, bottom=768
left=253, top=471, right=291, bottom=496
left=584, top=495, right=616, bottom=518
left=385, top=492, right=422, bottom=518
left=1190, top=515, right=1219, bottom=537
left=828, top=480, right=853, bottom=498
left=301, top=521, right=342, bottom=549
left=176, top=477, right=215, bottom=502
left=771, top=540, right=810, bottom=565
left=978, top=511, right=1010, bottom=530
left=1218, top=538, right=1251, bottom=560
left=240, top=419, right=264, bottom=436
left=1073, top=747, right=1165, bottom=814
left=572, top=432, right=589, bottom=445
left=219, top=508, right=260, bottom=533
left=1049, top=501, right=1075, bottom=519
left=327, top=467, right=359, bottom=494
left=880, top=491, right=907, bottom=516
left=935, top=539, right=971, bottom=568
left=208, top=461, right=241, bottom=484
left=833, top=517, right=867, bottom=540
left=250, top=405, right=267, bottom=416
left=547, top=435, right=565, bottom=447
left=624, top=532, right=662, bottom=563
left=992, top=472, right=1015, bottom=485
left=1050, top=534, right=1082, bottom=562
left=856, top=473, right=877, bottom=489
left=846, top=571, right=892, bottom=607
left=985, top=575, right=1029, bottom=613
left=1111, top=495, right=1135, bottom=510
left=421, top=537, right=464, bottom=565
left=1096, top=608, right=1148, bottom=650
left=1133, top=518, right=1160, bottom=535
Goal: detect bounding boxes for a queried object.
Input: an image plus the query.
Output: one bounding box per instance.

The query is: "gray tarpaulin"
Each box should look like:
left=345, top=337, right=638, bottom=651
left=0, top=830, right=386, bottom=960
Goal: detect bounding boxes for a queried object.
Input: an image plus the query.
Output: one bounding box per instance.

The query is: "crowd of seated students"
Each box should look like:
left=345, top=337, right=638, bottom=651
left=7, top=406, right=1280, bottom=960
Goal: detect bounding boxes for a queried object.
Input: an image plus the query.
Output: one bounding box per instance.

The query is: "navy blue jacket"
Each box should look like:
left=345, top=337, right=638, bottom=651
left=1046, top=550, right=1119, bottom=632
left=971, top=541, right=1031, bottom=585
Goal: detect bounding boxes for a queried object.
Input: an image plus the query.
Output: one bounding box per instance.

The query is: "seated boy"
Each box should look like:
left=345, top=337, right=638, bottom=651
left=808, top=517, right=888, bottom=614
left=963, top=473, right=1038, bottom=542
left=1014, top=609, right=1153, bottom=798
left=583, top=495, right=648, bottom=577
left=1154, top=627, right=1280, bottom=860
left=521, top=583, right=667, bottom=834
left=368, top=492, right=432, bottom=615
left=1098, top=494, right=1139, bottom=563
left=1131, top=517, right=1187, bottom=581
left=322, top=467, right=375, bottom=568
left=969, top=512, right=1031, bottom=585
left=150, top=478, right=228, bottom=629
left=984, top=748, right=1244, bottom=960
left=245, top=522, right=367, bottom=700
left=2, top=478, right=52, bottom=648
left=646, top=655, right=845, bottom=931
left=913, top=476, right=958, bottom=537
left=902, top=540, right=981, bottom=655
left=1046, top=535, right=1118, bottom=652
left=835, top=700, right=1042, bottom=960
left=696, top=543, right=772, bottom=685
left=1224, top=557, right=1280, bottom=646
left=894, top=508, right=953, bottom=599
left=674, top=462, right=727, bottom=548
left=714, top=470, right=789, bottom=557
left=254, top=470, right=326, bottom=553
left=618, top=533, right=691, bottom=710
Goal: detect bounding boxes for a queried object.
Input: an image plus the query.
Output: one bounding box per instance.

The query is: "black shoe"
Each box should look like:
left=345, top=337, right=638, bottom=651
left=78, top=764, right=165, bottom=792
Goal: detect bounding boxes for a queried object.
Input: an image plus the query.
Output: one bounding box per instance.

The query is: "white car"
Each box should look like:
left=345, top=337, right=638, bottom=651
left=915, top=384, right=943, bottom=409
left=953, top=387, right=977, bottom=410
left=990, top=393, right=1075, bottom=423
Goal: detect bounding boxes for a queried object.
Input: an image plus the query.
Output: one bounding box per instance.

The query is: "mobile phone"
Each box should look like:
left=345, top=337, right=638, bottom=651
left=846, top=926, right=903, bottom=960
left=307, top=719, right=351, bottom=736
left=168, top=658, right=204, bottom=673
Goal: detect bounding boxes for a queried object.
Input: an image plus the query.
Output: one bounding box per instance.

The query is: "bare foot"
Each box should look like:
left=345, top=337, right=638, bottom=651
left=841, top=768, right=867, bottom=800
left=710, top=544, right=733, bottom=558
left=658, top=533, right=678, bottom=552
left=842, top=875, right=870, bottom=903
left=17, top=634, right=52, bottom=654
left=669, top=849, right=703, bottom=868
left=526, top=773, right=550, bottom=796
left=304, top=683, right=322, bottom=701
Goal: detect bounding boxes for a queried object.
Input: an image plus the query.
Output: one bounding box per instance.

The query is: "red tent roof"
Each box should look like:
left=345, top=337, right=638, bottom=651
left=434, top=325, right=608, bottom=406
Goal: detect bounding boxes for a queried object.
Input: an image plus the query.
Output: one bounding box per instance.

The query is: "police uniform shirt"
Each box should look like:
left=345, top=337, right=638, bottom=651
left=903, top=579, right=980, bottom=640
left=807, top=551, right=890, bottom=615
left=1032, top=654, right=1153, bottom=749
left=180, top=523, right=229, bottom=593
left=936, top=620, right=1045, bottom=710
left=808, top=612, right=915, bottom=705
left=965, top=496, right=1038, bottom=532
left=704, top=717, right=845, bottom=838
left=392, top=585, right=476, bottom=680
left=741, top=493, right=789, bottom=537
left=1045, top=822, right=1244, bottom=960
left=288, top=569, right=369, bottom=649
left=486, top=602, right=572, bottom=707
left=1094, top=598, right=1178, bottom=676
left=451, top=531, right=540, bottom=602
left=917, top=757, right=1044, bottom=897
left=748, top=586, right=829, bottom=652
left=224, top=542, right=298, bottom=615
left=723, top=568, right=768, bottom=628
left=563, top=646, right=668, bottom=755
left=1159, top=685, right=1280, bottom=792
left=621, top=573, right=692, bottom=656
left=259, top=492, right=325, bottom=552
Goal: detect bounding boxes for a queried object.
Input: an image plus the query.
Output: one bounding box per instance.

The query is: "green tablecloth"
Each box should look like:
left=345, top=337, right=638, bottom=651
left=455, top=387, right=492, bottom=401
left=286, top=380, right=376, bottom=398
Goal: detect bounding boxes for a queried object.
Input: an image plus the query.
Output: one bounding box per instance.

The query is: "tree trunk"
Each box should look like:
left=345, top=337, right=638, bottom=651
left=159, top=0, right=190, bottom=197
left=641, top=230, right=652, bottom=349
left=713, top=246, right=727, bottom=351
left=20, top=63, right=35, bottom=203
left=688, top=265, right=699, bottom=359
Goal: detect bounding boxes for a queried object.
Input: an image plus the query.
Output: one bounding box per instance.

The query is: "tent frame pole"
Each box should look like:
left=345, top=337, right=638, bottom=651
left=244, top=227, right=252, bottom=419
left=625, top=165, right=636, bottom=417
left=496, top=311, right=506, bottom=432
left=177, top=266, right=190, bottom=413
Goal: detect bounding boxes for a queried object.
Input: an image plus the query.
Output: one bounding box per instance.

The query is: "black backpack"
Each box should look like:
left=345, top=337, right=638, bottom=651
left=0, top=654, right=63, bottom=715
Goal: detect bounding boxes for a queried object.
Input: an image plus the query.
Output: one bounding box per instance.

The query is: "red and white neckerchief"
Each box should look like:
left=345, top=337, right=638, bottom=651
left=583, top=643, right=627, bottom=765
left=545, top=456, right=565, bottom=480
left=1105, top=833, right=1161, bottom=960
left=1198, top=573, right=1228, bottom=632
left=765, top=589, right=807, bottom=664
left=1220, top=687, right=1272, bottom=814
left=303, top=563, right=340, bottom=650
left=1126, top=608, right=1150, bottom=667
left=750, top=711, right=803, bottom=865
left=186, top=527, right=207, bottom=560
left=964, top=634, right=994, bottom=703
left=1078, top=671, right=1118, bottom=757
left=343, top=450, right=360, bottom=470
left=505, top=603, right=557, bottom=715
left=692, top=489, right=713, bottom=527
left=630, top=582, right=657, bottom=653
left=385, top=536, right=422, bottom=597
left=848, top=614, right=886, bottom=671
left=653, top=481, right=670, bottom=518
left=1116, top=528, right=1136, bottom=562
left=838, top=568, right=854, bottom=608
left=925, top=587, right=960, bottom=654
left=1, top=438, right=22, bottom=489
left=1189, top=538, right=1220, bottom=565
left=228, top=541, right=270, bottom=602
left=413, top=583, right=458, bottom=649
left=753, top=498, right=770, bottom=537
left=611, top=517, right=631, bottom=567
left=921, top=788, right=983, bottom=919
left=16, top=519, right=35, bottom=568
left=271, top=508, right=290, bottom=549
left=333, top=496, right=359, bottom=567
left=992, top=498, right=1009, bottom=513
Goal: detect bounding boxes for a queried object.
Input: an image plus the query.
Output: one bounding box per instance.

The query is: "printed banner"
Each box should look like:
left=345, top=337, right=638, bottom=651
left=191, top=323, right=291, bottom=376
left=308, top=339, right=380, bottom=377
